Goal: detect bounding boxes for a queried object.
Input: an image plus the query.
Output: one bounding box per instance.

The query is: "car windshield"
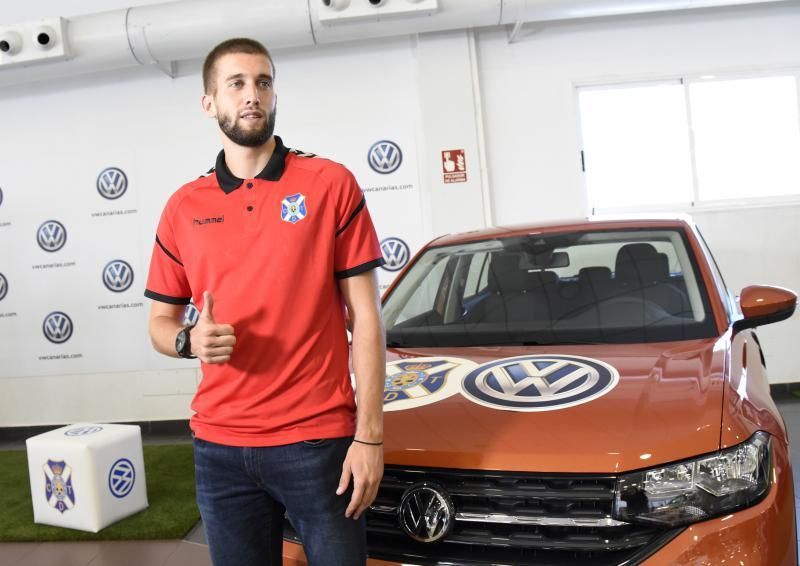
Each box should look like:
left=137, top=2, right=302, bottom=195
left=383, top=228, right=718, bottom=347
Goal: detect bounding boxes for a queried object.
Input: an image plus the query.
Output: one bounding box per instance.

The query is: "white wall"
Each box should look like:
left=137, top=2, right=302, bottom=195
left=2, top=1, right=800, bottom=426
left=0, top=28, right=486, bottom=425
left=478, top=1, right=800, bottom=382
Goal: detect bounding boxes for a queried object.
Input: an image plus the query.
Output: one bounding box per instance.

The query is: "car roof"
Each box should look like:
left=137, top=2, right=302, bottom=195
left=428, top=214, right=696, bottom=247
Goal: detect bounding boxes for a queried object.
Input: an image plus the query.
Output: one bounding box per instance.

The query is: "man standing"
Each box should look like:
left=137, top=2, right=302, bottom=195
left=144, top=38, right=385, bottom=565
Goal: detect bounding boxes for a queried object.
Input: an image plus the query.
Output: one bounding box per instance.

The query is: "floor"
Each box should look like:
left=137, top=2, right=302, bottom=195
left=2, top=387, right=800, bottom=566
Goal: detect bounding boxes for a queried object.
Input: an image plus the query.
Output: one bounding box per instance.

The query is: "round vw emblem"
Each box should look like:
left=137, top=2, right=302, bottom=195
left=65, top=426, right=103, bottom=437
left=108, top=458, right=136, bottom=498
left=0, top=273, right=7, bottom=302
left=183, top=303, right=199, bottom=326
left=0, top=186, right=4, bottom=207
left=398, top=483, right=454, bottom=543
left=368, top=140, right=403, bottom=175
left=103, top=260, right=134, bottom=293
left=43, top=311, right=73, bottom=344
left=462, top=355, right=619, bottom=412
left=380, top=237, right=410, bottom=272
left=37, top=220, right=67, bottom=253
left=97, top=167, right=128, bottom=200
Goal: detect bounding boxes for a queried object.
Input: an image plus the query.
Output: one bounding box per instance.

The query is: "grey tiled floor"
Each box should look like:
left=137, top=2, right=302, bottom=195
left=3, top=389, right=800, bottom=566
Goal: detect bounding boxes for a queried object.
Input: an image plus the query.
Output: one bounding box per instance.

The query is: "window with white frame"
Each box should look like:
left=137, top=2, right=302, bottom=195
left=578, top=74, right=800, bottom=212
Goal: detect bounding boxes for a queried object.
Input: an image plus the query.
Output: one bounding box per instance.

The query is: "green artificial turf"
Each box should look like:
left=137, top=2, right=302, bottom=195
left=0, top=444, right=199, bottom=542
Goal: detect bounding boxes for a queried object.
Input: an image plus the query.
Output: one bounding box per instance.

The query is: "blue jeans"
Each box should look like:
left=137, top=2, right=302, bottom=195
left=193, top=436, right=366, bottom=566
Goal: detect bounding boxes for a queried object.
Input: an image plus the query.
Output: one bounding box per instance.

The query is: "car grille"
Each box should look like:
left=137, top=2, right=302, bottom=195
left=285, top=465, right=683, bottom=565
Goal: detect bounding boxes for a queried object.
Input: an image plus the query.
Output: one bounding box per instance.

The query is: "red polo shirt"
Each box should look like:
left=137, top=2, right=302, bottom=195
left=145, top=136, right=383, bottom=446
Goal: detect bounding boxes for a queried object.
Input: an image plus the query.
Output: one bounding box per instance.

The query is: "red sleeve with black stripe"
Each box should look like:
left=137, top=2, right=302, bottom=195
left=144, top=196, right=192, bottom=304
left=333, top=168, right=384, bottom=279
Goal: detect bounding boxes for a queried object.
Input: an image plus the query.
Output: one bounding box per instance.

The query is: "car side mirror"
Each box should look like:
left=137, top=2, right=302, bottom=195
left=732, top=285, right=797, bottom=332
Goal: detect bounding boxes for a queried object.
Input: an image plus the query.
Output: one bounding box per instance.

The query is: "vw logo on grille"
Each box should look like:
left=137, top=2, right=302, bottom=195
left=183, top=303, right=199, bottom=326
left=368, top=140, right=403, bottom=174
left=108, top=458, right=136, bottom=498
left=37, top=220, right=67, bottom=252
left=97, top=167, right=128, bottom=200
left=103, top=260, right=134, bottom=293
left=380, top=237, right=410, bottom=272
left=65, top=426, right=103, bottom=437
left=462, top=355, right=619, bottom=412
left=0, top=273, right=7, bottom=302
left=43, top=311, right=74, bottom=344
left=398, top=482, right=455, bottom=543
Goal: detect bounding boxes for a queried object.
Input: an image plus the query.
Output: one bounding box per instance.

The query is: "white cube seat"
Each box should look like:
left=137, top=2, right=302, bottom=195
left=26, top=423, right=148, bottom=533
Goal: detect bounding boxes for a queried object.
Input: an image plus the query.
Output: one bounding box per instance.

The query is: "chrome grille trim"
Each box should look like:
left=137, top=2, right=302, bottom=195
left=456, top=512, right=629, bottom=527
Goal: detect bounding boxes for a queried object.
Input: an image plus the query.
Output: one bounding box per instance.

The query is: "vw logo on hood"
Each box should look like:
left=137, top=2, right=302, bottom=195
left=398, top=482, right=455, bottom=543
left=461, top=355, right=619, bottom=412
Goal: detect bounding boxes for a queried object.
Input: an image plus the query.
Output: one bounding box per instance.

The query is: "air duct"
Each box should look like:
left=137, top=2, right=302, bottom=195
left=0, top=0, right=792, bottom=88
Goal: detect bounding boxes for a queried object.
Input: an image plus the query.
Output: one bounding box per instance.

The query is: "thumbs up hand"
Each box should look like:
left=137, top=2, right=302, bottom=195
left=191, top=290, right=236, bottom=364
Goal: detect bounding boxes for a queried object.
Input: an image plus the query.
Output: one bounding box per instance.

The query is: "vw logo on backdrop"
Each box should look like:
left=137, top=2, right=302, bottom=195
left=183, top=303, right=200, bottom=327
left=0, top=273, right=7, bottom=302
left=368, top=140, right=403, bottom=174
left=103, top=260, right=134, bottom=293
left=97, top=167, right=128, bottom=200
left=398, top=483, right=455, bottom=543
left=108, top=458, right=136, bottom=498
left=461, top=355, right=620, bottom=412
left=37, top=220, right=67, bottom=252
left=380, top=237, right=410, bottom=272
left=43, top=312, right=74, bottom=344
left=0, top=186, right=4, bottom=207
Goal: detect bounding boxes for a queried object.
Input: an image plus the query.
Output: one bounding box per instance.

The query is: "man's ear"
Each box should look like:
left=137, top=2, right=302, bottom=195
left=201, top=93, right=216, bottom=118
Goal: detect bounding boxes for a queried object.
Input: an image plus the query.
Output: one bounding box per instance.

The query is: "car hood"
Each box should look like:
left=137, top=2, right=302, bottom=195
left=382, top=337, right=726, bottom=474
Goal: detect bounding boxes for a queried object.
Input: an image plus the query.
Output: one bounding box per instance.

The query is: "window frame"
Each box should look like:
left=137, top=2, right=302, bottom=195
left=575, top=68, right=800, bottom=215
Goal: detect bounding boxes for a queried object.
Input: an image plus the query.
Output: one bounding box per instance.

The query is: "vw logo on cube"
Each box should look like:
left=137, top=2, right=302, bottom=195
left=380, top=237, right=410, bottom=272
left=368, top=140, right=403, bottom=174
left=37, top=220, right=67, bottom=252
left=43, top=311, right=73, bottom=344
left=103, top=260, right=134, bottom=293
left=97, top=167, right=128, bottom=200
left=108, top=458, right=136, bottom=498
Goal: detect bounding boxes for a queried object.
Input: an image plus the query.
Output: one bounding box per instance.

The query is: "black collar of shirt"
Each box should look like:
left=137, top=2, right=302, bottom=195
left=214, top=135, right=289, bottom=194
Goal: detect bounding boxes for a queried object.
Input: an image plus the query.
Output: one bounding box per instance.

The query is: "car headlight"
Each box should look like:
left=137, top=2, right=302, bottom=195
left=613, top=431, right=772, bottom=527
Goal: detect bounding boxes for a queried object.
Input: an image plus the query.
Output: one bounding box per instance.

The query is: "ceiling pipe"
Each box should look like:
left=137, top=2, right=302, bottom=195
left=0, top=0, right=792, bottom=88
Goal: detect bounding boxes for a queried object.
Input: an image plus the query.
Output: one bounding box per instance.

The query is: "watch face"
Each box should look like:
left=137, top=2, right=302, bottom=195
left=176, top=329, right=188, bottom=354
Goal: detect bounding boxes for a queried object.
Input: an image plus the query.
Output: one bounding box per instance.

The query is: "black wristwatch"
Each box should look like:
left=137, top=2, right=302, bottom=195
left=175, top=325, right=197, bottom=359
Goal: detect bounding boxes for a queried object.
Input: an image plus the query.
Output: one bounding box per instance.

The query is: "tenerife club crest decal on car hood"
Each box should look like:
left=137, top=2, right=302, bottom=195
left=382, top=357, right=477, bottom=412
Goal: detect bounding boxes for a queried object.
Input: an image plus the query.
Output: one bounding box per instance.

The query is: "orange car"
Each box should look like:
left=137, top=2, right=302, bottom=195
left=284, top=217, right=797, bottom=565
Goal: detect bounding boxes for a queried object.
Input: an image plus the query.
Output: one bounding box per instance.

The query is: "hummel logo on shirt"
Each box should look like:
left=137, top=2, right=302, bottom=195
left=193, top=216, right=225, bottom=226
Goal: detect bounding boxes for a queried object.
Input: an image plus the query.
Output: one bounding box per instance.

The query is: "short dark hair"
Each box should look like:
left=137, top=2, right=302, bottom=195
left=202, top=38, right=275, bottom=94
